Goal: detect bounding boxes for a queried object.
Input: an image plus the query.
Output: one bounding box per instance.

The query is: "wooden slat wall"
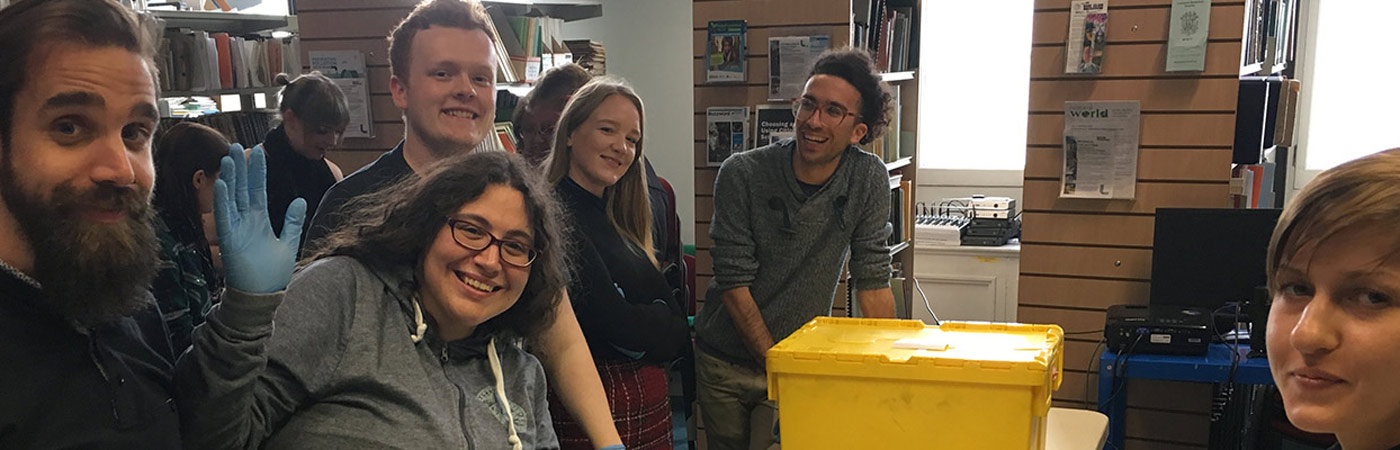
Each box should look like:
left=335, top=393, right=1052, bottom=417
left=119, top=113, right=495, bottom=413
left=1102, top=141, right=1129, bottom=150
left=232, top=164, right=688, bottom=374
left=295, top=0, right=417, bottom=172
left=1020, top=1, right=1242, bottom=449
left=692, top=0, right=851, bottom=317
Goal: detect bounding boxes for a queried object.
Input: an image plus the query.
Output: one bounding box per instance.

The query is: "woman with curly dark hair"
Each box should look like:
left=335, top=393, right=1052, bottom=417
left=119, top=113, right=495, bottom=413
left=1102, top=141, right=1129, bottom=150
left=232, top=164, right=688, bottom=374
left=176, top=150, right=568, bottom=449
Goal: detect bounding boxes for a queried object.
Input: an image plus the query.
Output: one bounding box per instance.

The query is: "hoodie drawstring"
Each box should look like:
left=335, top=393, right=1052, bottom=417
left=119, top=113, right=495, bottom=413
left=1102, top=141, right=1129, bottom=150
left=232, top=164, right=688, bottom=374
left=488, top=337, right=523, bottom=450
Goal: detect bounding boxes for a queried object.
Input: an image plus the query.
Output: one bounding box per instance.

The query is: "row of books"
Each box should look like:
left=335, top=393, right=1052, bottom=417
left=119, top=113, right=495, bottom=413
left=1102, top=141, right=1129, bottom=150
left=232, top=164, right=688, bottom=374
left=157, top=28, right=301, bottom=93
left=854, top=0, right=916, bottom=72
left=484, top=7, right=573, bottom=82
left=159, top=110, right=275, bottom=149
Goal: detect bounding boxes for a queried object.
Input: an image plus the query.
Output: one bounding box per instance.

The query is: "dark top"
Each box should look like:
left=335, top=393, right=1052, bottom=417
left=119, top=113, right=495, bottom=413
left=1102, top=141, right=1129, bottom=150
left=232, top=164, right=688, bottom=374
left=263, top=125, right=337, bottom=243
left=643, top=159, right=685, bottom=300
left=152, top=219, right=219, bottom=354
left=0, top=266, right=181, bottom=449
left=798, top=180, right=823, bottom=199
left=302, top=142, right=412, bottom=254
left=556, top=177, right=689, bottom=364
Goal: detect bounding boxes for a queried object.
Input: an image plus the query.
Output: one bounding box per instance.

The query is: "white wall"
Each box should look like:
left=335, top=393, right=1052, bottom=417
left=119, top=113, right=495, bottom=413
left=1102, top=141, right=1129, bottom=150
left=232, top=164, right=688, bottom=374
left=563, top=0, right=696, bottom=245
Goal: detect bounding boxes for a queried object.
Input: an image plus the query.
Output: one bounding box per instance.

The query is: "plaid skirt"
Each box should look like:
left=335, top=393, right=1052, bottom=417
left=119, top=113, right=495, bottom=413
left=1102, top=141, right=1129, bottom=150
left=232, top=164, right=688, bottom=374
left=549, top=359, right=673, bottom=450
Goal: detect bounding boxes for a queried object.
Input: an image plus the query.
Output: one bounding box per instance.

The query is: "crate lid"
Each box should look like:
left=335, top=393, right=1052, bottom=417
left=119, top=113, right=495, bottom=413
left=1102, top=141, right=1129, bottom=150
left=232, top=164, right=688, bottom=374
left=767, top=317, right=1064, bottom=388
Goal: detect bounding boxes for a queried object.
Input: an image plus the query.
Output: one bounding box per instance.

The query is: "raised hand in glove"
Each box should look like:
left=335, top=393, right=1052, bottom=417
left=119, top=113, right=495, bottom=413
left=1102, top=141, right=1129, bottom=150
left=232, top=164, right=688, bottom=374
left=213, top=143, right=306, bottom=294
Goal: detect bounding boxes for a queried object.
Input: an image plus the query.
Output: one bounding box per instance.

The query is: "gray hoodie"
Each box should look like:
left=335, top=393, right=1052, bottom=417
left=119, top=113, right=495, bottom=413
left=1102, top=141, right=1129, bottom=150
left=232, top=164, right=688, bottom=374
left=175, top=256, right=558, bottom=449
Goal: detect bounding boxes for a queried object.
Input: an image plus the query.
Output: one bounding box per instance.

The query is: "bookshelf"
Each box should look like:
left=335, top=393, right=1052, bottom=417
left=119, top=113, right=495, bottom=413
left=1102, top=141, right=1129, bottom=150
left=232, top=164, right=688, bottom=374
left=691, top=0, right=922, bottom=320
left=149, top=9, right=295, bottom=35
left=141, top=4, right=299, bottom=118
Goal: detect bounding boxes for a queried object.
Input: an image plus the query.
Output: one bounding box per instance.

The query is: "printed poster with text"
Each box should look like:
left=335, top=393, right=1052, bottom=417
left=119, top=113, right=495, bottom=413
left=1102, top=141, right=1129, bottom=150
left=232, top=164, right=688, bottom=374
left=1061, top=101, right=1140, bottom=199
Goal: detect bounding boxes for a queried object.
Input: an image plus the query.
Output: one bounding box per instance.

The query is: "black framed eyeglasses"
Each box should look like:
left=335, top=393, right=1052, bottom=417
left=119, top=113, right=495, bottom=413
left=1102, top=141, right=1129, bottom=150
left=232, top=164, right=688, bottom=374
left=444, top=217, right=538, bottom=268
left=792, top=97, right=858, bottom=127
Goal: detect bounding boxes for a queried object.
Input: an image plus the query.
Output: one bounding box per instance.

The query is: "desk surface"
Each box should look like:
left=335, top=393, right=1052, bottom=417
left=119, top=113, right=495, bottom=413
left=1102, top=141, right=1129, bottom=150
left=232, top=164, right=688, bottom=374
left=1099, top=342, right=1274, bottom=385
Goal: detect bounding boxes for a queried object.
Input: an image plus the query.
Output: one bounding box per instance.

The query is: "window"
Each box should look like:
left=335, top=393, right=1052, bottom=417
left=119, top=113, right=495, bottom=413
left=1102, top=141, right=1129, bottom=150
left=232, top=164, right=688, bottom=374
left=917, top=1, right=1034, bottom=174
left=1293, top=0, right=1400, bottom=187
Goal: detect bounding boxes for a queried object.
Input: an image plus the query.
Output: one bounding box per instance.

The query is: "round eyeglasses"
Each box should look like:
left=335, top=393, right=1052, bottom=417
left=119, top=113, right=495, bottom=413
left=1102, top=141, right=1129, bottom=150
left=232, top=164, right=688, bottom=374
left=792, top=97, right=859, bottom=127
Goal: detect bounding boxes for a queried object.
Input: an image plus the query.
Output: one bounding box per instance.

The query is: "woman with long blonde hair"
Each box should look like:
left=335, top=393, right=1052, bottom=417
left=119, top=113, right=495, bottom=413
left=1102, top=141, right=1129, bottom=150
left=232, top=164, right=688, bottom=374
left=543, top=79, right=689, bottom=450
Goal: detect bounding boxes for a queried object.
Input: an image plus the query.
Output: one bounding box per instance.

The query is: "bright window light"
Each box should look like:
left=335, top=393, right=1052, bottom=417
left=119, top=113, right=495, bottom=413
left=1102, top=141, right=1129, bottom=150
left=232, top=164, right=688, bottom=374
left=918, top=1, right=1033, bottom=170
left=1298, top=1, right=1400, bottom=170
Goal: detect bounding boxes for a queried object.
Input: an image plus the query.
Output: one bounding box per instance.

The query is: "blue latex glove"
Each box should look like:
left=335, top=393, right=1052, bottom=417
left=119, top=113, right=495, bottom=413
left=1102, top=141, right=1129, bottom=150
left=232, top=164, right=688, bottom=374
left=599, top=445, right=625, bottom=450
left=213, top=143, right=306, bottom=294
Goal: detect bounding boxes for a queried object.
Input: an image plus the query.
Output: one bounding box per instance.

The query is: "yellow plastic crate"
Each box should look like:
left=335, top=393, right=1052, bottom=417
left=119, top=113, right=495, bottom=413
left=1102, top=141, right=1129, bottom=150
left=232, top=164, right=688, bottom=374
left=767, top=317, right=1064, bottom=450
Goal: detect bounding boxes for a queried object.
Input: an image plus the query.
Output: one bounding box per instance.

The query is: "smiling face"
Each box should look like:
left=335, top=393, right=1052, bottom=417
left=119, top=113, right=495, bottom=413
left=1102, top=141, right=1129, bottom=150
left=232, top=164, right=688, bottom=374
left=794, top=74, right=867, bottom=171
left=565, top=94, right=641, bottom=197
left=1268, top=225, right=1400, bottom=449
left=0, top=44, right=161, bottom=325
left=417, top=183, right=533, bottom=341
left=390, top=25, right=496, bottom=160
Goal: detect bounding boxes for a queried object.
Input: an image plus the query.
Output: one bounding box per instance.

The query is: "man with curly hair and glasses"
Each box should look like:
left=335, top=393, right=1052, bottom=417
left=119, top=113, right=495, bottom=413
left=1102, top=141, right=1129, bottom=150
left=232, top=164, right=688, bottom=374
left=692, top=48, right=897, bottom=450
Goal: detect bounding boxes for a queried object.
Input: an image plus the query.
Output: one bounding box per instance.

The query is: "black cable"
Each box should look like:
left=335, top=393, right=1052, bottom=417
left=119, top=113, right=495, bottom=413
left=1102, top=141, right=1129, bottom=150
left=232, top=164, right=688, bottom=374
left=1100, top=332, right=1144, bottom=414
left=1064, top=329, right=1106, bottom=336
left=1084, top=337, right=1106, bottom=409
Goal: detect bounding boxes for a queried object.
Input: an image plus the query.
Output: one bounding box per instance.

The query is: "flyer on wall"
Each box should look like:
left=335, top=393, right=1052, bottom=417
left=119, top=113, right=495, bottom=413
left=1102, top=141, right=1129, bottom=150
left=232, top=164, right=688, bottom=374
left=309, top=50, right=373, bottom=139
left=754, top=104, right=795, bottom=147
left=1166, top=0, right=1211, bottom=71
left=768, top=35, right=831, bottom=101
left=1061, top=101, right=1139, bottom=199
left=706, top=106, right=750, bottom=167
left=706, top=20, right=747, bottom=83
left=1064, top=0, right=1108, bottom=74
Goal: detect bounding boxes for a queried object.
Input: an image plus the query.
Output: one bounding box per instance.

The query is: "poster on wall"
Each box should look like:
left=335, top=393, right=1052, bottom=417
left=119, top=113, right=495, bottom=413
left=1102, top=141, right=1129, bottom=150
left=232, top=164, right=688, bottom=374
left=706, top=20, right=747, bottom=83
left=1064, top=0, right=1108, bottom=74
left=706, top=106, right=750, bottom=167
left=768, top=35, right=830, bottom=101
left=309, top=50, right=373, bottom=139
left=1166, top=0, right=1211, bottom=71
left=1061, top=101, right=1140, bottom=199
left=754, top=104, right=795, bottom=147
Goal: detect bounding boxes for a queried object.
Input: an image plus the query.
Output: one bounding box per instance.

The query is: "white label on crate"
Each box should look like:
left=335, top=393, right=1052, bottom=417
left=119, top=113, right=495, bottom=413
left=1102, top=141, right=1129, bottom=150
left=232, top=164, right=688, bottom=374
left=1150, top=333, right=1172, bottom=344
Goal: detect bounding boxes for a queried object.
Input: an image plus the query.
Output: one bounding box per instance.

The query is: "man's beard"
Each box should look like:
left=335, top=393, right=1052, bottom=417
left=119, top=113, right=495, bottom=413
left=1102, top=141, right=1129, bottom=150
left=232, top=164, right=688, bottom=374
left=0, top=156, right=160, bottom=327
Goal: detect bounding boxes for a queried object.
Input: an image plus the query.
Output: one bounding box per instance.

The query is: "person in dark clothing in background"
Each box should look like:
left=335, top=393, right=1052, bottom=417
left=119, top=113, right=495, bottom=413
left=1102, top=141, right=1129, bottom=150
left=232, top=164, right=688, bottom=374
left=152, top=122, right=228, bottom=354
left=543, top=79, right=689, bottom=450
left=0, top=0, right=180, bottom=447
left=258, top=71, right=348, bottom=242
left=513, top=63, right=591, bottom=168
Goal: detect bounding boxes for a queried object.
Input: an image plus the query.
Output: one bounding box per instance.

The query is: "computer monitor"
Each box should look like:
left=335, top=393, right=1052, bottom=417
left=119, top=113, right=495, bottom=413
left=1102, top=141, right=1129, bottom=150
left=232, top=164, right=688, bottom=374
left=1149, top=208, right=1283, bottom=309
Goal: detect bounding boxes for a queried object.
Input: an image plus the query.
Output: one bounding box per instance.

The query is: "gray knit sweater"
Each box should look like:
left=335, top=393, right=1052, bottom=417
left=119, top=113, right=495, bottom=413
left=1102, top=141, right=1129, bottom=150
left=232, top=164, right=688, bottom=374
left=174, top=256, right=558, bottom=449
left=694, top=140, right=892, bottom=367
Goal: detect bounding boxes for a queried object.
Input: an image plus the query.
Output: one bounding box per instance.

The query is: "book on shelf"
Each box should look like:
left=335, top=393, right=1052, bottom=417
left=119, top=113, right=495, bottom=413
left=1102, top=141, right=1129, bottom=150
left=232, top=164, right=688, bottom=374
left=159, top=29, right=298, bottom=94
left=484, top=7, right=572, bottom=83
left=160, top=110, right=275, bottom=149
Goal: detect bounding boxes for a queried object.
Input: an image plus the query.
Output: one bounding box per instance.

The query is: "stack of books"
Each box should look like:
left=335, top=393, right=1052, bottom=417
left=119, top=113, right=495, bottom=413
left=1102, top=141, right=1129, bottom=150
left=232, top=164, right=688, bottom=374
left=564, top=40, right=606, bottom=75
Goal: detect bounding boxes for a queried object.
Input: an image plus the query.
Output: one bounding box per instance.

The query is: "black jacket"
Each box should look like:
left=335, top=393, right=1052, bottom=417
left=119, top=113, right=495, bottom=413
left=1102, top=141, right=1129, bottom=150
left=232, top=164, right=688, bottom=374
left=0, top=268, right=180, bottom=449
left=556, top=177, right=689, bottom=364
left=262, top=125, right=337, bottom=244
left=302, top=142, right=412, bottom=254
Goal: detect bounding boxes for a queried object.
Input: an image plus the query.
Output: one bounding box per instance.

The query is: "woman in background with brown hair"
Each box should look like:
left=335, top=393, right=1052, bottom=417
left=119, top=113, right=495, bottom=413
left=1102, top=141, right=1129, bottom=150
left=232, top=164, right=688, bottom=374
left=258, top=71, right=349, bottom=244
left=151, top=122, right=230, bottom=353
left=1265, top=148, right=1400, bottom=450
